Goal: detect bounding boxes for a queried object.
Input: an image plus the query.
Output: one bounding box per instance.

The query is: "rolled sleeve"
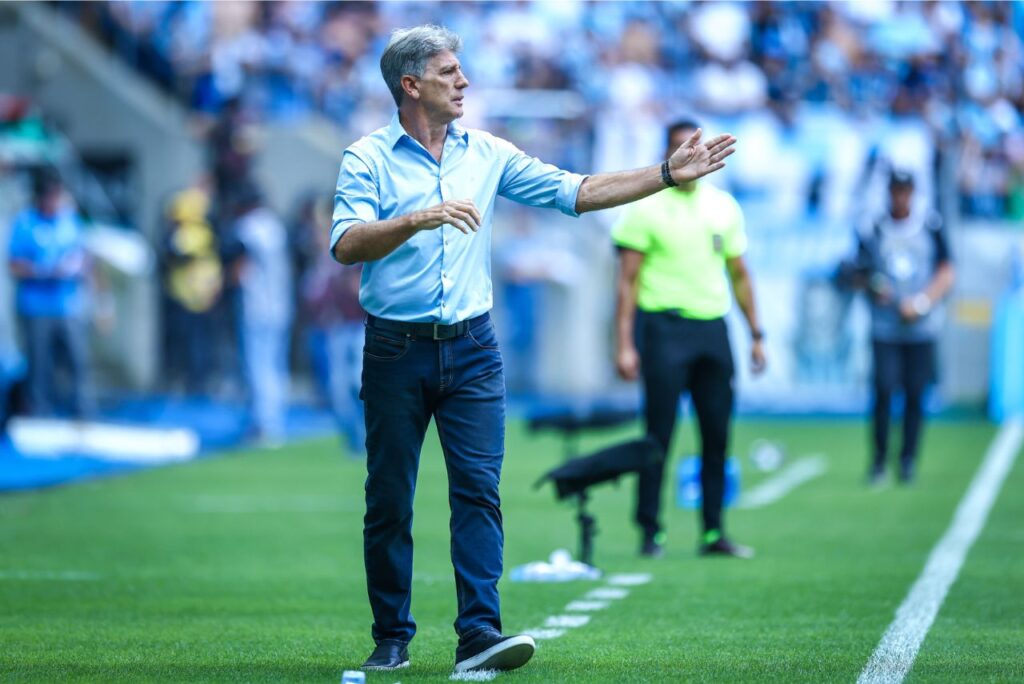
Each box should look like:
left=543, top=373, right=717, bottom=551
left=331, top=151, right=380, bottom=255
left=497, top=141, right=587, bottom=218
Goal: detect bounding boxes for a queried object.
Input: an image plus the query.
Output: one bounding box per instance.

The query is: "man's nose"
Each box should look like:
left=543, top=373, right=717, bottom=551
left=457, top=72, right=469, bottom=89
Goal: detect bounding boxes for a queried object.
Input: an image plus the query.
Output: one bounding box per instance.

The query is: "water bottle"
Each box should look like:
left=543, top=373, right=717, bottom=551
left=677, top=455, right=741, bottom=508
left=341, top=670, right=365, bottom=684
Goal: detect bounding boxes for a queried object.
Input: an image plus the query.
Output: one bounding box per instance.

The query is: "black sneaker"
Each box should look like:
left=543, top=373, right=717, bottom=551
left=362, top=640, right=409, bottom=671
left=454, top=630, right=535, bottom=673
left=639, top=532, right=665, bottom=558
left=699, top=537, right=755, bottom=559
left=898, top=460, right=915, bottom=485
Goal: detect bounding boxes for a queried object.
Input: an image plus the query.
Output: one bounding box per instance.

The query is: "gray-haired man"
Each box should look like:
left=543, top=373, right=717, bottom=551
left=332, top=25, right=736, bottom=673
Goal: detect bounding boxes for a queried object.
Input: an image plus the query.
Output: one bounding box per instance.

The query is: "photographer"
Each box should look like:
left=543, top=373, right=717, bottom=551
left=840, top=170, right=955, bottom=485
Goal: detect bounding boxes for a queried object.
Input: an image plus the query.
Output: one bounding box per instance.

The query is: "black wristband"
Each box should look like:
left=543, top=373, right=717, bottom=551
left=661, top=160, right=678, bottom=188
left=751, top=329, right=765, bottom=342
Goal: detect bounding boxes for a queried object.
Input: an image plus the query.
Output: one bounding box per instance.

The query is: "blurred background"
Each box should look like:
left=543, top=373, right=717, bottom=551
left=1, top=0, right=1023, bottom=465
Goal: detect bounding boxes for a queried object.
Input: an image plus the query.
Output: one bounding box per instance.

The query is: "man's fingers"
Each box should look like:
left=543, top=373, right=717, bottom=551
left=706, top=133, right=735, bottom=152
left=464, top=201, right=482, bottom=226
left=687, top=128, right=703, bottom=146
left=448, top=218, right=471, bottom=234
left=445, top=208, right=478, bottom=233
left=449, top=200, right=482, bottom=230
left=454, top=207, right=480, bottom=232
left=709, top=146, right=736, bottom=164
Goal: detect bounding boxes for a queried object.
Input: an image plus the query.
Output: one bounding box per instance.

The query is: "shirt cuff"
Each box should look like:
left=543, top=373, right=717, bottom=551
left=556, top=172, right=589, bottom=218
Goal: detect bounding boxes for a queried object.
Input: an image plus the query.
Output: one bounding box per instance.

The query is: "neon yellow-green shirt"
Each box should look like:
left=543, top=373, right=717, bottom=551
left=612, top=183, right=746, bottom=319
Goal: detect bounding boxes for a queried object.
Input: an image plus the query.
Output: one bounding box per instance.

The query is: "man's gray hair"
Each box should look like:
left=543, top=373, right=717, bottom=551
left=380, top=25, right=462, bottom=107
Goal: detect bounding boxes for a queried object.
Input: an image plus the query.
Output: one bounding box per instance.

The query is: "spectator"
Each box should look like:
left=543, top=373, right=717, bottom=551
left=7, top=170, right=92, bottom=418
left=229, top=183, right=292, bottom=446
left=160, top=181, right=224, bottom=395
left=842, top=170, right=955, bottom=485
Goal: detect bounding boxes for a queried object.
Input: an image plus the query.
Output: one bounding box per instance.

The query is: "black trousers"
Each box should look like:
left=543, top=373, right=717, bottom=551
left=871, top=339, right=936, bottom=471
left=637, top=311, right=734, bottom=538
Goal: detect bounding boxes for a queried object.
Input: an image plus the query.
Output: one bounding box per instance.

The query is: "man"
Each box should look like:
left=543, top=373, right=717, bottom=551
left=332, top=26, right=735, bottom=674
left=230, top=183, right=292, bottom=447
left=160, top=183, right=223, bottom=395
left=847, top=170, right=954, bottom=485
left=7, top=170, right=92, bottom=418
left=612, top=119, right=764, bottom=560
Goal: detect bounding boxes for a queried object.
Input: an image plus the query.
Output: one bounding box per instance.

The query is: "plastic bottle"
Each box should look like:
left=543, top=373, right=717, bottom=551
left=341, top=670, right=366, bottom=684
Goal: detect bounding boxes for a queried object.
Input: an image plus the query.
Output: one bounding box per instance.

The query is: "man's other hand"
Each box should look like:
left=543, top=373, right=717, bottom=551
left=417, top=199, right=481, bottom=234
left=616, top=345, right=641, bottom=381
left=751, top=339, right=767, bottom=375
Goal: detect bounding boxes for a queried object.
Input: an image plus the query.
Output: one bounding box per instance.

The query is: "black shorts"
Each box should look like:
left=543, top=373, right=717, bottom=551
left=872, top=339, right=936, bottom=393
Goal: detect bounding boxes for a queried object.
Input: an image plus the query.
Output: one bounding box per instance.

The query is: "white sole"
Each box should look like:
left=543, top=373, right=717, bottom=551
left=453, top=635, right=536, bottom=673
left=363, top=660, right=410, bottom=671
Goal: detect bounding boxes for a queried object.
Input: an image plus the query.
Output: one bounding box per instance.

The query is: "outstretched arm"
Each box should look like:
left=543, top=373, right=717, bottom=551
left=575, top=129, right=736, bottom=214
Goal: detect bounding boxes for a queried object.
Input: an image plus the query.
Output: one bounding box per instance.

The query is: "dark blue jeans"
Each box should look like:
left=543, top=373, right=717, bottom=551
left=361, top=313, right=505, bottom=645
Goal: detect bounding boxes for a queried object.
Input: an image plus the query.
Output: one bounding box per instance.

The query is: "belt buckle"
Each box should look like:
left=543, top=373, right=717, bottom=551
left=433, top=322, right=444, bottom=341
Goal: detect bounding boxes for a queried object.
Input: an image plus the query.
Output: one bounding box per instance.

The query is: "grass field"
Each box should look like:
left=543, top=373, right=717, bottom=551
left=1, top=417, right=1022, bottom=683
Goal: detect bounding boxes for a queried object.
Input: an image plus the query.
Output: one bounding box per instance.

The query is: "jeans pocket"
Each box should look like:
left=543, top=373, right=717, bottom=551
left=363, top=331, right=410, bottom=361
left=467, top=322, right=500, bottom=351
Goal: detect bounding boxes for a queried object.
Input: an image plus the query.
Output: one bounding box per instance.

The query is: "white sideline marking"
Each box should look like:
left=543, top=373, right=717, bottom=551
left=450, top=669, right=499, bottom=682
left=738, top=455, right=827, bottom=509
left=857, top=419, right=1023, bottom=684
left=522, top=628, right=566, bottom=640
left=545, top=615, right=590, bottom=628
left=606, top=573, right=651, bottom=586
left=518, top=575, right=650, bottom=655
left=0, top=570, right=99, bottom=581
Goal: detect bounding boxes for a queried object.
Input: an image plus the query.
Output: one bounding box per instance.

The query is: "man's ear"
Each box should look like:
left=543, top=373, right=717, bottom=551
left=401, top=75, right=420, bottom=101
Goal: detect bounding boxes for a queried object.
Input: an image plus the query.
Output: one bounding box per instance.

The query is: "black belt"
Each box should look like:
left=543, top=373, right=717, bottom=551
left=366, top=313, right=488, bottom=341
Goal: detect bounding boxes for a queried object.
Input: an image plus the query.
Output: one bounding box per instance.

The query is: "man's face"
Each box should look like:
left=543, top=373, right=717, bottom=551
left=889, top=184, right=913, bottom=216
left=410, top=50, right=469, bottom=121
left=38, top=187, right=63, bottom=217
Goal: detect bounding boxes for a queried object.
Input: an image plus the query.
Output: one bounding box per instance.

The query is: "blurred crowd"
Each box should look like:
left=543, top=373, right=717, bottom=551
left=159, top=169, right=364, bottom=449
left=8, top=1, right=1024, bottom=444
left=61, top=0, right=1024, bottom=221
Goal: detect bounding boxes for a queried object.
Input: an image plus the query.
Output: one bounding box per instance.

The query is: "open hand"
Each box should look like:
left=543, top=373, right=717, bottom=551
left=668, top=129, right=737, bottom=184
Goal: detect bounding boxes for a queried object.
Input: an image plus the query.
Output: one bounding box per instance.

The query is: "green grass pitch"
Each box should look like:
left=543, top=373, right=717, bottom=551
left=1, top=418, right=1021, bottom=682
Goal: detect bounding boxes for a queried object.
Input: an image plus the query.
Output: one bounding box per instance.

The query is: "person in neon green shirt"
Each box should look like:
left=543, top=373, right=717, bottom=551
left=612, top=119, right=766, bottom=559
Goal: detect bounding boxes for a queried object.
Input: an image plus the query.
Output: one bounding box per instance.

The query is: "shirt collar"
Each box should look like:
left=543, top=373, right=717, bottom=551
left=386, top=112, right=469, bottom=149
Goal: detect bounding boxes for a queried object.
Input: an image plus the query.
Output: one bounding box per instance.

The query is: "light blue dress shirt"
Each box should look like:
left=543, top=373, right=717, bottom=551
left=332, top=113, right=587, bottom=323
